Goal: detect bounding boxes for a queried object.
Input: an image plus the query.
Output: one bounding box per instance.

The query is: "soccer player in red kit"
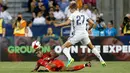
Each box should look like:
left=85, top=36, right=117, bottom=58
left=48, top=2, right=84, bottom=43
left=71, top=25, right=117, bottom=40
left=31, top=49, right=91, bottom=72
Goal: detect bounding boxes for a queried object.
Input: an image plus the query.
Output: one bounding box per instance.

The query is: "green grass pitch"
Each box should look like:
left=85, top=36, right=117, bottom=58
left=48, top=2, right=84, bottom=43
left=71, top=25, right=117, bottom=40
left=0, top=61, right=130, bottom=73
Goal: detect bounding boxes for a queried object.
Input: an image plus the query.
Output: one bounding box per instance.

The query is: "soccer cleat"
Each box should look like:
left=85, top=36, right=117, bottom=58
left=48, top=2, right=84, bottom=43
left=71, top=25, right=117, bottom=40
left=66, top=58, right=74, bottom=67
left=101, top=61, right=106, bottom=67
left=85, top=62, right=91, bottom=67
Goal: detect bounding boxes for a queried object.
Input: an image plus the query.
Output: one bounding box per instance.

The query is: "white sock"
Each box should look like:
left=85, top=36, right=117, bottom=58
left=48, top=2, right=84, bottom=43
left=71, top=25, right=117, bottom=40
left=92, top=48, right=104, bottom=62
left=63, top=48, right=72, bottom=60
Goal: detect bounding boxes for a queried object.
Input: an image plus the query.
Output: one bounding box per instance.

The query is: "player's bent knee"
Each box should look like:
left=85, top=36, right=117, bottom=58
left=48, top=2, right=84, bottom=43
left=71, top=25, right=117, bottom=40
left=62, top=41, right=72, bottom=48
left=87, top=42, right=94, bottom=49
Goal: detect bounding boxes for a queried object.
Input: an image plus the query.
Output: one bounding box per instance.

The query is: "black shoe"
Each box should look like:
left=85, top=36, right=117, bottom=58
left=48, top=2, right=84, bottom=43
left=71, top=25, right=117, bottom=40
left=85, top=62, right=91, bottom=67
left=38, top=70, right=49, bottom=72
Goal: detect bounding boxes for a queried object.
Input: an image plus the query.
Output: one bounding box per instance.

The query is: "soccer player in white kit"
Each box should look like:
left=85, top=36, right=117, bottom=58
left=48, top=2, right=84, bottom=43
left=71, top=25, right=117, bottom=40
left=54, top=3, right=106, bottom=67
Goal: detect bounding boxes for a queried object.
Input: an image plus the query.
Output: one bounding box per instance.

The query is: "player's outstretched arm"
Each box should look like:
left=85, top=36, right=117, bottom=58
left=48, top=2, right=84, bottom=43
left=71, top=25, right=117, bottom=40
left=88, top=19, right=95, bottom=30
left=31, top=64, right=40, bottom=72
left=50, top=50, right=59, bottom=60
left=54, top=19, right=71, bottom=27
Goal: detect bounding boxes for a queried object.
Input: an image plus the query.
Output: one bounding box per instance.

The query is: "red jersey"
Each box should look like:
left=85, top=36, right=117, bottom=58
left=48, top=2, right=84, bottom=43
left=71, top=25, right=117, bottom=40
left=37, top=52, right=52, bottom=66
left=37, top=51, right=64, bottom=71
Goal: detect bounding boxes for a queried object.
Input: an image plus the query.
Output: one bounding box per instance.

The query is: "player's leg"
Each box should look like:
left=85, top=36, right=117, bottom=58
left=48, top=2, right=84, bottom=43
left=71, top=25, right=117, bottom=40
left=62, top=41, right=72, bottom=61
left=70, top=62, right=91, bottom=71
left=87, top=42, right=106, bottom=66
left=82, top=35, right=106, bottom=66
left=61, top=62, right=91, bottom=71
left=62, top=41, right=74, bottom=67
left=62, top=34, right=82, bottom=67
left=45, top=59, right=65, bottom=72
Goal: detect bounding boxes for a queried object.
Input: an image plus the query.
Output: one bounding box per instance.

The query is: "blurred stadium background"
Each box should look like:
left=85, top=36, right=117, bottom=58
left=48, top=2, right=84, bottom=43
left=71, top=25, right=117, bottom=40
left=0, top=0, right=130, bottom=36
left=0, top=0, right=130, bottom=73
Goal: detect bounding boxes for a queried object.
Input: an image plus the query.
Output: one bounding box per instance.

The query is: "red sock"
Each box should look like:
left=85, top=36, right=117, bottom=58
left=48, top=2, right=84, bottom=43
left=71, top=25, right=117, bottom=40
left=73, top=64, right=85, bottom=71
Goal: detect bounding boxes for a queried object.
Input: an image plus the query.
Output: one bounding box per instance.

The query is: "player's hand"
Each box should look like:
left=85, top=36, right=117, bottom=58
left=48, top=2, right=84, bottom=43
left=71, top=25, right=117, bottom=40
left=31, top=70, right=37, bottom=72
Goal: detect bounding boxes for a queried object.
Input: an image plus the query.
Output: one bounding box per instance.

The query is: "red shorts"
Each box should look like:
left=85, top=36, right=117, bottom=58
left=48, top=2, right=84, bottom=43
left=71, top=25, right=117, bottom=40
left=45, top=59, right=65, bottom=71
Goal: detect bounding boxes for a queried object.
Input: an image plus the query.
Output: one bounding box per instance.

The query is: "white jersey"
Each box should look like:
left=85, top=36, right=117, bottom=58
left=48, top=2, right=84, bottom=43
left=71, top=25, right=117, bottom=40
left=69, top=11, right=90, bottom=36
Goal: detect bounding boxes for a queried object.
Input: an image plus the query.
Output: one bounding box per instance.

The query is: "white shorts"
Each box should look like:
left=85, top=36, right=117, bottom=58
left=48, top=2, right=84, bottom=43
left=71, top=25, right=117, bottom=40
left=68, top=31, right=91, bottom=45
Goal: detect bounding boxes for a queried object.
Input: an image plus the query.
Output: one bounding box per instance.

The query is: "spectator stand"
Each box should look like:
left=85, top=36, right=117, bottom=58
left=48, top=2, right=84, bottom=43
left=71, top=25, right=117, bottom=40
left=5, top=24, right=61, bottom=37
left=60, top=25, right=70, bottom=36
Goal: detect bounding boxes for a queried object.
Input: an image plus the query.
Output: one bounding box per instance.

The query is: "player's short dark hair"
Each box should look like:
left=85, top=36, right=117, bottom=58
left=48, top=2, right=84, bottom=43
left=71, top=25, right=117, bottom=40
left=69, top=3, right=77, bottom=10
